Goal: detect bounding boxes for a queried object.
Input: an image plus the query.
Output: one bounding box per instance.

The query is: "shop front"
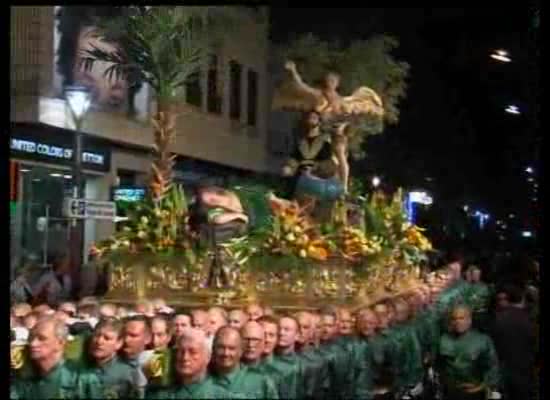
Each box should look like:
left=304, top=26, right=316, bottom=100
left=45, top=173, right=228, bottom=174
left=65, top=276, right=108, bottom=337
left=10, top=122, right=112, bottom=274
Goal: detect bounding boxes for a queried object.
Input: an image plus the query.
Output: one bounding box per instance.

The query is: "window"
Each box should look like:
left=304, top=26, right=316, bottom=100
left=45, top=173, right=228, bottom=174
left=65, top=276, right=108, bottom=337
left=229, top=60, right=242, bottom=120
left=207, top=55, right=221, bottom=114
left=186, top=70, right=202, bottom=108
left=247, top=69, right=258, bottom=127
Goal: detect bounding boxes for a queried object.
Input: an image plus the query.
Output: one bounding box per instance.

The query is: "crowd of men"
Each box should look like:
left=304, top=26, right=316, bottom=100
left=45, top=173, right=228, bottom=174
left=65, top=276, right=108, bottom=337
left=10, top=260, right=538, bottom=399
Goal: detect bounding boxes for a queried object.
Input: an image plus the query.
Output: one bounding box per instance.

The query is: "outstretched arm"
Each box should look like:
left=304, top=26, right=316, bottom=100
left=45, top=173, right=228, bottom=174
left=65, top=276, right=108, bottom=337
left=285, top=61, right=322, bottom=99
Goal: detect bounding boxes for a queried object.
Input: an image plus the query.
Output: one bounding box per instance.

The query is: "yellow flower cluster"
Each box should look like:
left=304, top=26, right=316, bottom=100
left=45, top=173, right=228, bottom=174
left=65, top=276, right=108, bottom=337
left=264, top=200, right=329, bottom=261
left=339, top=227, right=383, bottom=262
left=404, top=225, right=432, bottom=251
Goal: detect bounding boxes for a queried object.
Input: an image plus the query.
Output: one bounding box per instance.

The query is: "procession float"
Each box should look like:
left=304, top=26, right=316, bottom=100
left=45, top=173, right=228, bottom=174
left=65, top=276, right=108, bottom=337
left=83, top=7, right=427, bottom=310
left=94, top=61, right=430, bottom=310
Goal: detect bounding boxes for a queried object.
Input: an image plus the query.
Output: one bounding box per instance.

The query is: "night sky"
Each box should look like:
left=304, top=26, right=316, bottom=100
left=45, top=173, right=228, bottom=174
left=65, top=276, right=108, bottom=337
left=269, top=8, right=538, bottom=227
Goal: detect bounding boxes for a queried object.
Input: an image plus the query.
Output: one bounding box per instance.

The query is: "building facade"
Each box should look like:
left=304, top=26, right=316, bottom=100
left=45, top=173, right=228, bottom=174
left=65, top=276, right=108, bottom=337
left=10, top=6, right=278, bottom=271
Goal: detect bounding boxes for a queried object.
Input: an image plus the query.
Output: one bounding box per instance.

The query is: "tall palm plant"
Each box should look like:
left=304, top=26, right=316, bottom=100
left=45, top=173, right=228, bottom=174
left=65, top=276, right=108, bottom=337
left=80, top=6, right=233, bottom=203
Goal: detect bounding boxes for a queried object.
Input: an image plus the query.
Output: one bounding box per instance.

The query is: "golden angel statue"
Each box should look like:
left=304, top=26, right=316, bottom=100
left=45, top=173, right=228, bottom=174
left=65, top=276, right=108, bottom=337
left=273, top=60, right=384, bottom=194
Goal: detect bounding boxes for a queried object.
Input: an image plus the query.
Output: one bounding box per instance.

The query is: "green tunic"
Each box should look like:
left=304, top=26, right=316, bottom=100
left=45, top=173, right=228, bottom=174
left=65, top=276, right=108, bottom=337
left=389, top=322, right=424, bottom=389
left=261, top=352, right=304, bottom=399
left=333, top=336, right=357, bottom=399
left=77, top=356, right=139, bottom=399
left=436, top=329, right=500, bottom=392
left=11, top=359, right=80, bottom=400
left=370, top=329, right=399, bottom=393
left=212, top=364, right=279, bottom=399
left=316, top=341, right=339, bottom=399
left=348, top=336, right=375, bottom=400
left=146, top=375, right=229, bottom=399
left=297, top=346, right=329, bottom=400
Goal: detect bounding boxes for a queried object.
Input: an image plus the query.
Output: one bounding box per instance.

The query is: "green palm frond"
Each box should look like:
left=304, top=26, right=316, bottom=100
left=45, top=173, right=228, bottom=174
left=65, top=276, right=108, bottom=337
left=79, top=6, right=234, bottom=102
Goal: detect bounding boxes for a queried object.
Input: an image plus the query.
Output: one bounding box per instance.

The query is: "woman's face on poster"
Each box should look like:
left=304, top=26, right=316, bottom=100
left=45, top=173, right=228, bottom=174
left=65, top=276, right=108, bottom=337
left=73, top=26, right=129, bottom=111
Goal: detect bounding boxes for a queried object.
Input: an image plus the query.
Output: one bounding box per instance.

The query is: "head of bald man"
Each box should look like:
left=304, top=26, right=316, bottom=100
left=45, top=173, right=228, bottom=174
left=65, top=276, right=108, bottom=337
left=295, top=311, right=314, bottom=346
left=228, top=309, right=249, bottom=330
left=241, top=321, right=265, bottom=364
left=449, top=305, right=472, bottom=335
left=207, top=307, right=228, bottom=337
left=213, top=326, right=243, bottom=374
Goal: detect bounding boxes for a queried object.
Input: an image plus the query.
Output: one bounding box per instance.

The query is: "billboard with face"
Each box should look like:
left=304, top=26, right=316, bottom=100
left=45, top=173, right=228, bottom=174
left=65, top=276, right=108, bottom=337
left=53, top=6, right=149, bottom=118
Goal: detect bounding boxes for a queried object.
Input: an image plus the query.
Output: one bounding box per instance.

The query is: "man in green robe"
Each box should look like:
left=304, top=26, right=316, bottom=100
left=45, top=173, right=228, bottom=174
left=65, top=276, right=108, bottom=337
left=77, top=318, right=142, bottom=398
left=436, top=305, right=500, bottom=400
left=371, top=302, right=400, bottom=400
left=388, top=297, right=425, bottom=399
left=11, top=317, right=80, bottom=400
left=146, top=327, right=228, bottom=399
left=350, top=307, right=379, bottom=400
left=211, top=326, right=278, bottom=399
left=261, top=316, right=305, bottom=399
left=295, top=311, right=328, bottom=400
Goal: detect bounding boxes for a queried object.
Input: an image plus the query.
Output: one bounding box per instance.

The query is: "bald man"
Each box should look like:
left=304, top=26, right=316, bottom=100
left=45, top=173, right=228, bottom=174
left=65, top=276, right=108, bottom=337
left=295, top=311, right=328, bottom=400
left=261, top=316, right=305, bottom=399
left=436, top=306, right=500, bottom=400
left=228, top=309, right=249, bottom=330
left=211, top=326, right=278, bottom=399
left=388, top=298, right=424, bottom=399
left=246, top=303, right=264, bottom=321
left=11, top=317, right=80, bottom=399
left=350, top=308, right=379, bottom=399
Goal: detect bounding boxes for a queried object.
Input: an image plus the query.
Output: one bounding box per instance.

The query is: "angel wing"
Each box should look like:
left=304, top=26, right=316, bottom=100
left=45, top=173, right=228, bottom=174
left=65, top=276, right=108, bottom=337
left=271, top=73, right=326, bottom=112
left=341, top=86, right=385, bottom=118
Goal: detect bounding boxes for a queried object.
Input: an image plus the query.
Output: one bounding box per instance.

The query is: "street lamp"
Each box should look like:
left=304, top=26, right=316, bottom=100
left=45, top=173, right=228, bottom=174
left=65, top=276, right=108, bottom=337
left=490, top=49, right=512, bottom=63
left=372, top=176, right=381, bottom=188
left=65, top=85, right=91, bottom=280
left=526, top=166, right=534, bottom=174
left=65, top=85, right=91, bottom=200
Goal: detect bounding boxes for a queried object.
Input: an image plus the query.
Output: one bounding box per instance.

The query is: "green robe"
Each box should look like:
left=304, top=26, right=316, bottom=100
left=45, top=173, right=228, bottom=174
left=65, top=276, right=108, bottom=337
left=389, top=322, right=424, bottom=389
left=316, top=341, right=339, bottom=399
left=436, top=329, right=500, bottom=392
left=145, top=375, right=229, bottom=399
left=297, top=346, right=329, bottom=399
left=261, top=352, right=304, bottom=399
left=348, top=336, right=375, bottom=400
left=370, top=329, right=399, bottom=393
left=333, top=335, right=357, bottom=399
left=212, top=364, right=279, bottom=399
left=11, top=359, right=80, bottom=400
left=77, top=355, right=139, bottom=399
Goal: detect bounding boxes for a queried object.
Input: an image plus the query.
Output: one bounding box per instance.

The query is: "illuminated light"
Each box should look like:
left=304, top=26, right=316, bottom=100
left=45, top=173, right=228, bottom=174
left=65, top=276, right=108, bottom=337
left=505, top=105, right=520, bottom=115
left=372, top=176, right=381, bottom=188
left=526, top=167, right=534, bottom=174
left=32, top=178, right=41, bottom=182
left=490, top=49, right=511, bottom=62
left=21, top=169, right=30, bottom=173
left=65, top=85, right=92, bottom=120
left=63, top=175, right=72, bottom=179
left=463, top=205, right=469, bottom=212
left=527, top=177, right=534, bottom=182
left=522, top=231, right=533, bottom=238
left=425, top=177, right=433, bottom=182
left=409, top=191, right=433, bottom=205
left=508, top=214, right=515, bottom=219
left=50, top=173, right=63, bottom=178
